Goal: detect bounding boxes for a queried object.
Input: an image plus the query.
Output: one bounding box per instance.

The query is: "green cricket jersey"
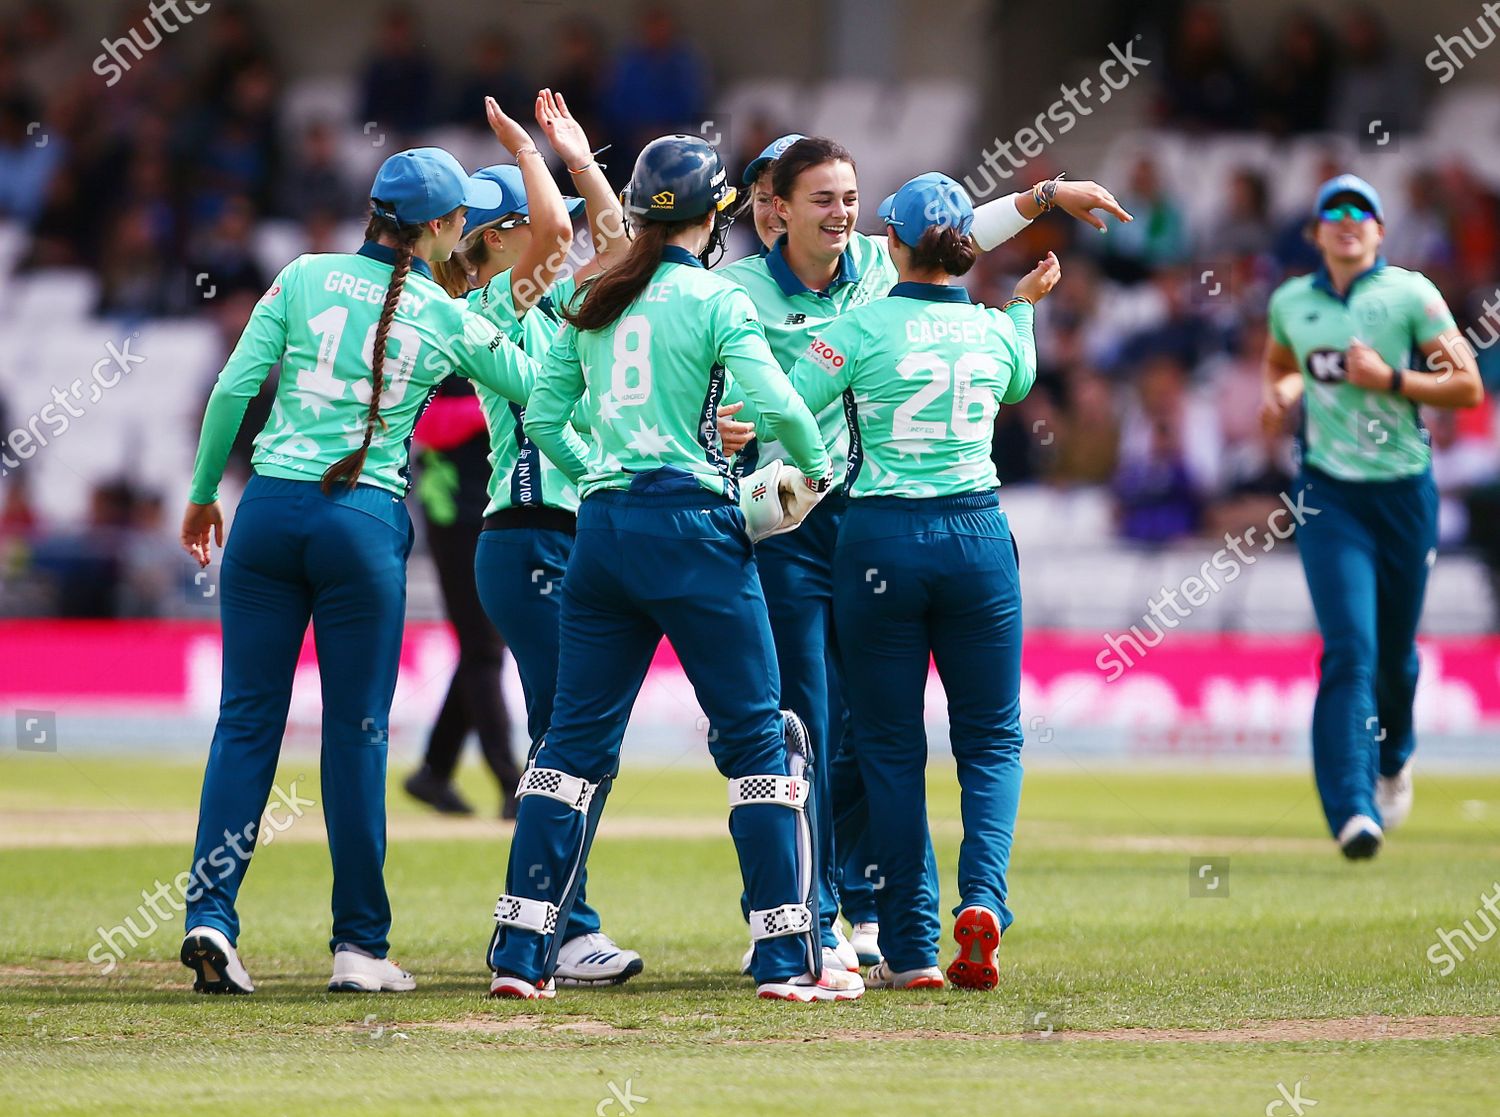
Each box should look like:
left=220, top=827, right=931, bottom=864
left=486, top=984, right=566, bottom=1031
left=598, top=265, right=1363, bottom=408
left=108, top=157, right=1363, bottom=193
left=468, top=269, right=582, bottom=515
left=189, top=244, right=578, bottom=503
left=1267, top=260, right=1455, bottom=482
left=525, top=245, right=831, bottom=500
left=787, top=283, right=1036, bottom=498
left=719, top=231, right=898, bottom=472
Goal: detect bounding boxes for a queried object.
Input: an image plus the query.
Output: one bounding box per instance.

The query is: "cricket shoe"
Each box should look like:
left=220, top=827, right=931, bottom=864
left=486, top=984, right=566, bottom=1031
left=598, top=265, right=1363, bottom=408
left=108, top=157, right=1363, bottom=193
left=490, top=972, right=557, bottom=999
left=757, top=967, right=865, bottom=1002
left=328, top=947, right=416, bottom=992
left=865, top=961, right=944, bottom=990
left=849, top=920, right=882, bottom=966
left=1338, top=814, right=1384, bottom=860
left=1376, top=760, right=1414, bottom=831
left=181, top=926, right=254, bottom=995
left=554, top=932, right=644, bottom=987
left=946, top=906, right=1002, bottom=991
left=828, top=923, right=861, bottom=971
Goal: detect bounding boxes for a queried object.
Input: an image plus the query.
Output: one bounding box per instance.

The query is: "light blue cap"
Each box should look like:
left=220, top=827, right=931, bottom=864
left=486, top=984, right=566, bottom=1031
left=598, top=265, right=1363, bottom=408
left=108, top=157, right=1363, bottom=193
left=878, top=172, right=974, bottom=246
left=743, top=133, right=806, bottom=186
left=462, top=164, right=586, bottom=236
left=1315, top=174, right=1383, bottom=221
left=370, top=147, right=503, bottom=225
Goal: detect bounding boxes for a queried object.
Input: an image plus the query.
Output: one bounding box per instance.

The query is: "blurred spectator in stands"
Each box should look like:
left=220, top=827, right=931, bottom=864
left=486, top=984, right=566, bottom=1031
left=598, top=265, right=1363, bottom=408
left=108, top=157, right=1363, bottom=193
left=1329, top=5, right=1422, bottom=140
left=445, top=30, right=531, bottom=128
left=1217, top=168, right=1273, bottom=261
left=97, top=203, right=177, bottom=318
left=0, top=85, right=62, bottom=225
left=1157, top=0, right=1256, bottom=131
left=1438, top=161, right=1500, bottom=291
left=1382, top=169, right=1454, bottom=275
left=606, top=4, right=708, bottom=153
left=547, top=17, right=614, bottom=170
left=28, top=479, right=138, bottom=616
left=1271, top=152, right=1342, bottom=276
left=1204, top=318, right=1295, bottom=538
left=1116, top=267, right=1230, bottom=375
left=185, top=59, right=281, bottom=219
left=1048, top=370, right=1121, bottom=488
left=359, top=5, right=435, bottom=139
left=12, top=2, right=72, bottom=105
left=1428, top=407, right=1500, bottom=549
left=197, top=1, right=274, bottom=114
left=183, top=195, right=269, bottom=312
left=1113, top=356, right=1219, bottom=543
left=278, top=120, right=358, bottom=220
left=1259, top=10, right=1335, bottom=136
left=1096, top=155, right=1188, bottom=283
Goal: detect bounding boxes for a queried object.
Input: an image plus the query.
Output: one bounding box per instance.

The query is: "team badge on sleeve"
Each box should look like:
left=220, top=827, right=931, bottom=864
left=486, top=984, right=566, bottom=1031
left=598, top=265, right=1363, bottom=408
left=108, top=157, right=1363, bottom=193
left=259, top=283, right=281, bottom=303
left=806, top=337, right=848, bottom=376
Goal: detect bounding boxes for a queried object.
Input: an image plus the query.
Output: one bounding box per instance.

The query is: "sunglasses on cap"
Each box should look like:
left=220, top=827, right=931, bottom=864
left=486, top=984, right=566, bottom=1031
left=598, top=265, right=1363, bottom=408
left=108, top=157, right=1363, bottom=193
left=1319, top=203, right=1375, bottom=223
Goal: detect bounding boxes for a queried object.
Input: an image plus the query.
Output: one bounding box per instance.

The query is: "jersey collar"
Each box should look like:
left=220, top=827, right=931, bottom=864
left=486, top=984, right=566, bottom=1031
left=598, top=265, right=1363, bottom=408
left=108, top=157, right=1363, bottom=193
left=1312, top=255, right=1386, bottom=303
left=358, top=240, right=434, bottom=281
left=661, top=244, right=705, bottom=269
left=890, top=281, right=971, bottom=303
left=764, top=235, right=861, bottom=299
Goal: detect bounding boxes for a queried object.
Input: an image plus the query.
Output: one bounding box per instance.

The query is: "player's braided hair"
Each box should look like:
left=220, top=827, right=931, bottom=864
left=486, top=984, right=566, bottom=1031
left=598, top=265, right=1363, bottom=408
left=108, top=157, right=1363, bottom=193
left=319, top=206, right=425, bottom=493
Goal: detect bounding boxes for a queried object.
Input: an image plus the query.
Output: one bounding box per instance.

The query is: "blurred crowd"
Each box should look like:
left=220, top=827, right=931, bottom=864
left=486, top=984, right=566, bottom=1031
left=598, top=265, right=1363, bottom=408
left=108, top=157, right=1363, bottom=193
left=1, top=0, right=1499, bottom=619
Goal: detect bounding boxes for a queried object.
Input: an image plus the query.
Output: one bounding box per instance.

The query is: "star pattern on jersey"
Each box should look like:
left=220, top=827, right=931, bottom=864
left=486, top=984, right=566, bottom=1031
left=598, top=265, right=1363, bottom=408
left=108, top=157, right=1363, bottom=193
left=624, top=420, right=677, bottom=458
left=292, top=364, right=345, bottom=417
left=596, top=390, right=623, bottom=423
left=890, top=436, right=934, bottom=463
left=851, top=393, right=888, bottom=426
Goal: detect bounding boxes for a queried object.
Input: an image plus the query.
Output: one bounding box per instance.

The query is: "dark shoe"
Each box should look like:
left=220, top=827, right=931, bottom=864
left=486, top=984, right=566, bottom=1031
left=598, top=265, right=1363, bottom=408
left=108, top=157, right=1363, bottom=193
left=404, top=766, right=473, bottom=815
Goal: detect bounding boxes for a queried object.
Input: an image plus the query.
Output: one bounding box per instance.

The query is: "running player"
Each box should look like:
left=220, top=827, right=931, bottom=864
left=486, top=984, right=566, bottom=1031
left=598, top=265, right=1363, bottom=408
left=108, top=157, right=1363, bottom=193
left=439, top=91, right=642, bottom=987
left=176, top=137, right=580, bottom=995
left=1260, top=174, right=1483, bottom=858
left=485, top=134, right=861, bottom=1003
left=719, top=136, right=1130, bottom=971
left=787, top=172, right=1058, bottom=989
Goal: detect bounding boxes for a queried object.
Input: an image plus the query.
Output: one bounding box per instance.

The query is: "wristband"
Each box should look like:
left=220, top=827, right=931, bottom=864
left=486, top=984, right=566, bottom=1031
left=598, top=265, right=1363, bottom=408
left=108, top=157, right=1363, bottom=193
left=1390, top=366, right=1404, bottom=395
left=514, top=146, right=541, bottom=159
left=1031, top=172, right=1066, bottom=214
left=567, top=160, right=596, bottom=174
left=803, top=470, right=834, bottom=493
left=1002, top=296, right=1033, bottom=311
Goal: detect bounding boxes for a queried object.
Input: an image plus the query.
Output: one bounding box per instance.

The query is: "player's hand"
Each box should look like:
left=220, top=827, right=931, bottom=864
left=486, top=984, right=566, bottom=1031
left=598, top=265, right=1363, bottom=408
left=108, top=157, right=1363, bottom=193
left=485, top=96, right=533, bottom=156
left=1345, top=339, right=1395, bottom=390
left=1050, top=180, right=1133, bottom=231
left=716, top=401, right=756, bottom=455
left=1014, top=251, right=1061, bottom=304
left=1259, top=377, right=1301, bottom=433
left=535, top=89, right=591, bottom=169
left=181, top=500, right=224, bottom=568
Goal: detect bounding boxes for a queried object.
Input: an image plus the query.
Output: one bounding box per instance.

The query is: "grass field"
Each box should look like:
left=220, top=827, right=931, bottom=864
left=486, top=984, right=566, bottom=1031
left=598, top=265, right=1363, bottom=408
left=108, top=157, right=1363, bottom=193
left=2, top=751, right=1498, bottom=1115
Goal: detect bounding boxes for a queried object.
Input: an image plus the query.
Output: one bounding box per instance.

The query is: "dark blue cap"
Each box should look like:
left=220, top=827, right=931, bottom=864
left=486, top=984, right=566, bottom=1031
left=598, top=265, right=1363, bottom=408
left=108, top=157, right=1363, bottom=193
left=1315, top=174, right=1384, bottom=221
left=462, top=164, right=586, bottom=236
left=743, top=133, right=806, bottom=186
left=878, top=172, right=974, bottom=247
left=370, top=147, right=504, bottom=226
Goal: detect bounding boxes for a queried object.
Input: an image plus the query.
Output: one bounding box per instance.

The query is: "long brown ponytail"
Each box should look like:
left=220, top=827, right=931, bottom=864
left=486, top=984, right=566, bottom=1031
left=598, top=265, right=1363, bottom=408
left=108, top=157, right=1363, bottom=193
left=320, top=209, right=424, bottom=493
left=562, top=218, right=698, bottom=333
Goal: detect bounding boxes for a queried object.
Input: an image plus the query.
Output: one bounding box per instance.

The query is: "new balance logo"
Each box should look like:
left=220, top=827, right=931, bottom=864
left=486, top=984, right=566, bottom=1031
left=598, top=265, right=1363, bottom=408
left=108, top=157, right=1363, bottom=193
left=784, top=313, right=807, bottom=325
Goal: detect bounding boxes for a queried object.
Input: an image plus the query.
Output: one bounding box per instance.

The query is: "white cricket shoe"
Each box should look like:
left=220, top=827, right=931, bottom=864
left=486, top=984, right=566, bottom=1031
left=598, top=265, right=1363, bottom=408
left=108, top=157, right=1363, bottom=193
left=1338, top=814, right=1385, bottom=860
left=828, top=923, right=860, bottom=971
left=740, top=938, right=755, bottom=976
left=865, top=961, right=944, bottom=990
left=181, top=926, right=254, bottom=995
left=849, top=920, right=882, bottom=966
left=490, top=973, right=557, bottom=999
left=1376, top=760, right=1414, bottom=831
left=554, top=932, right=644, bottom=987
left=757, top=967, right=865, bottom=1002
left=328, top=949, right=416, bottom=992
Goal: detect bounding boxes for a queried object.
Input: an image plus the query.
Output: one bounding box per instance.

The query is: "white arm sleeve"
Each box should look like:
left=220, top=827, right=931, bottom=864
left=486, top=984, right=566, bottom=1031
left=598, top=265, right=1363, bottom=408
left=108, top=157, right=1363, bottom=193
left=972, top=193, right=1033, bottom=251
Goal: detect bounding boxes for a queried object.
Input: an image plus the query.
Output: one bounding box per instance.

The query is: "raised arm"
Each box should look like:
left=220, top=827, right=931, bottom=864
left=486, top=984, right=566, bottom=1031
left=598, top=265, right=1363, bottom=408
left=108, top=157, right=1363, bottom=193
left=972, top=178, right=1133, bottom=250
left=484, top=95, right=573, bottom=318
left=537, top=89, right=628, bottom=280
